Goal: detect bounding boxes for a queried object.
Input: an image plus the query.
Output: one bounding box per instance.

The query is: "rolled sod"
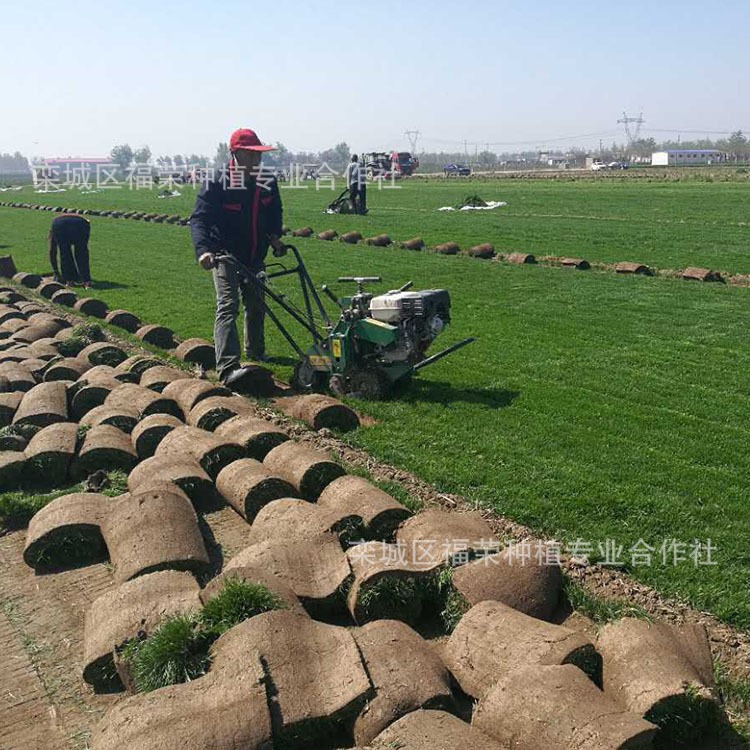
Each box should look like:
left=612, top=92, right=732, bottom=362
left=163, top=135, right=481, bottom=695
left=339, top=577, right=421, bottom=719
left=161, top=378, right=231, bottom=415
left=27, top=340, right=62, bottom=360
left=131, top=413, right=183, bottom=459
left=114, top=355, right=163, bottom=377
left=127, top=454, right=216, bottom=508
left=615, top=261, right=654, bottom=276
left=0, top=450, right=26, bottom=490
left=79, top=341, right=128, bottom=367
left=140, top=365, right=192, bottom=392
left=135, top=324, right=176, bottom=349
left=291, top=226, right=313, bottom=237
left=214, top=414, right=289, bottom=460
left=282, top=393, right=360, bottom=432
left=473, top=664, right=657, bottom=749
left=23, top=492, right=114, bottom=570
left=28, top=312, right=69, bottom=331
left=0, top=306, right=26, bottom=325
left=13, top=272, right=42, bottom=288
left=0, top=432, right=26, bottom=451
left=155, top=425, right=245, bottom=479
left=560, top=257, right=591, bottom=270
left=339, top=231, right=362, bottom=244
left=16, top=357, right=47, bottom=380
left=79, top=404, right=139, bottom=433
left=351, top=620, right=452, bottom=745
left=73, top=424, right=139, bottom=479
left=187, top=395, right=254, bottom=431
left=504, top=251, right=537, bottom=264
left=73, top=297, right=108, bottom=318
left=0, top=363, right=36, bottom=391
left=12, top=321, right=63, bottom=343
left=682, top=266, right=723, bottom=282
left=12, top=381, right=69, bottom=430
left=317, top=475, right=411, bottom=541
left=400, top=237, right=425, bottom=251
left=105, top=383, right=183, bottom=419
left=24, top=421, right=79, bottom=485
left=445, top=600, right=600, bottom=699
left=50, top=289, right=78, bottom=307
left=102, top=486, right=210, bottom=582
left=174, top=338, right=215, bottom=369
left=364, top=234, right=392, bottom=247
left=43, top=356, right=92, bottom=382
left=262, top=441, right=345, bottom=500
left=317, top=229, right=337, bottom=241
left=104, top=309, right=141, bottom=333
left=464, top=243, right=495, bottom=259
left=37, top=280, right=65, bottom=298
left=216, top=458, right=297, bottom=522
left=83, top=570, right=201, bottom=689
left=1, top=317, right=30, bottom=334
left=0, top=256, right=17, bottom=277
left=0, top=392, right=24, bottom=427
left=433, top=242, right=460, bottom=255
left=373, top=711, right=502, bottom=750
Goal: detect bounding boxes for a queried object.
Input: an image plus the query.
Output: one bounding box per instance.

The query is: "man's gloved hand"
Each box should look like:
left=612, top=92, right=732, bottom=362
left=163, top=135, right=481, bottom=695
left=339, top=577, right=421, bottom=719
left=270, top=237, right=287, bottom=258
left=198, top=252, right=216, bottom=270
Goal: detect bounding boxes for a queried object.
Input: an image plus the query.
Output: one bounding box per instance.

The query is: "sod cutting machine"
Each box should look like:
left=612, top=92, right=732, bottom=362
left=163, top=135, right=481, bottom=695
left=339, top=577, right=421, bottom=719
left=215, top=245, right=474, bottom=400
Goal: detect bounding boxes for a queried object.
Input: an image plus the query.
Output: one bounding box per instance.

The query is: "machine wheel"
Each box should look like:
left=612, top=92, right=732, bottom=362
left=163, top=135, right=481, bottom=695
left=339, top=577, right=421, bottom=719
left=347, top=368, right=390, bottom=400
left=291, top=359, right=327, bottom=393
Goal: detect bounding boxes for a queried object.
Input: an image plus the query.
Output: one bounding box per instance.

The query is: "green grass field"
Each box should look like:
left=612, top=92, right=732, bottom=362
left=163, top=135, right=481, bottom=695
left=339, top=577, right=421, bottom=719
left=2, top=175, right=750, bottom=628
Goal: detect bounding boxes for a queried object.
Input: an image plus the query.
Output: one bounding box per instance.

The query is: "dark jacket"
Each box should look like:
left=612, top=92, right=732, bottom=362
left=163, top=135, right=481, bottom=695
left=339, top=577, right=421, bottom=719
left=190, top=166, right=283, bottom=270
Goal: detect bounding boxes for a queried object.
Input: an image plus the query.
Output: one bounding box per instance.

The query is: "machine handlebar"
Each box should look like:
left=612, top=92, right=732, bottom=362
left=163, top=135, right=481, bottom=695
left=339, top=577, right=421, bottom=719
left=338, top=276, right=382, bottom=283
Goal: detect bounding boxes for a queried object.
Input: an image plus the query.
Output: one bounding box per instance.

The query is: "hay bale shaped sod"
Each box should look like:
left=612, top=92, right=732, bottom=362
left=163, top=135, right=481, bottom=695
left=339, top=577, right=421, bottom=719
left=225, top=533, right=352, bottom=616
left=104, top=309, right=142, bottom=333
left=214, top=414, right=289, bottom=460
left=24, top=421, right=78, bottom=485
left=596, top=618, right=716, bottom=718
left=28, top=312, right=70, bottom=330
left=27, top=340, right=63, bottom=360
left=560, top=257, right=591, bottom=270
left=0, top=450, right=27, bottom=489
left=23, top=492, right=114, bottom=570
left=682, top=266, right=723, bottom=282
left=13, top=271, right=42, bottom=288
left=91, top=653, right=272, bottom=750
left=83, top=570, right=201, bottom=688
left=155, top=425, right=244, bottom=479
left=187, top=395, right=255, bottom=431
left=79, top=404, right=139, bottom=433
left=396, top=508, right=496, bottom=565
left=0, top=305, right=26, bottom=324
left=103, top=486, right=210, bottom=582
left=210, top=610, right=370, bottom=748
left=114, top=355, right=162, bottom=377
left=73, top=424, right=139, bottom=479
left=400, top=237, right=425, bottom=251
left=318, top=475, right=410, bottom=541
left=0, top=392, right=24, bottom=427
left=433, top=242, right=460, bottom=255
left=339, top=231, right=362, bottom=244
left=504, top=251, right=537, bottom=264
left=364, top=234, right=392, bottom=247
left=216, top=458, right=297, bottom=522
left=0, top=255, right=17, bottom=277
left=317, top=229, right=338, bottom=241
left=615, top=261, right=654, bottom=276
left=44, top=356, right=92, bottom=381
left=450, top=544, right=562, bottom=622
left=161, top=378, right=230, bottom=415
left=372, top=710, right=502, bottom=750
left=0, top=363, right=36, bottom=392
left=11, top=321, right=62, bottom=343
left=201, top=565, right=304, bottom=613
left=127, top=454, right=216, bottom=508
left=345, top=541, right=443, bottom=626
left=70, top=373, right=122, bottom=419
left=445, top=600, right=599, bottom=699
left=105, top=383, right=183, bottom=419
left=131, top=413, right=183, bottom=459
left=351, top=620, right=453, bottom=745
left=79, top=341, right=128, bottom=367
left=1, top=317, right=30, bottom=334
left=140, top=365, right=192, bottom=392
left=472, top=664, right=657, bottom=750
left=135, top=324, right=176, bottom=349
left=248, top=498, right=362, bottom=547
left=291, top=226, right=313, bottom=237
left=283, top=393, right=360, bottom=432
left=13, top=381, right=68, bottom=430
left=464, top=243, right=495, bottom=259
left=263, top=440, right=345, bottom=500
left=0, top=432, right=26, bottom=451
left=15, top=356, right=48, bottom=380
left=73, top=297, right=109, bottom=318
left=174, top=338, right=215, bottom=369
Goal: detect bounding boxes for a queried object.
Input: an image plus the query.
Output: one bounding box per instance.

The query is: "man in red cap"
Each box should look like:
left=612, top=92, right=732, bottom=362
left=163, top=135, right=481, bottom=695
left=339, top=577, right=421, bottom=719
left=190, top=128, right=285, bottom=389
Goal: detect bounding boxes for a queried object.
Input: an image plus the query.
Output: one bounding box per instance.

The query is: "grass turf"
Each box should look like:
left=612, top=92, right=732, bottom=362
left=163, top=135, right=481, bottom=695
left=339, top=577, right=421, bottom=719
left=1, top=177, right=750, bottom=630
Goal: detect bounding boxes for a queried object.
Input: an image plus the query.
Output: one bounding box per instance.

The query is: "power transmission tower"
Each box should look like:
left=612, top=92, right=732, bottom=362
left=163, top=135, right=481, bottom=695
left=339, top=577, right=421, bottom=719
left=617, top=112, right=645, bottom=145
left=404, top=129, right=421, bottom=154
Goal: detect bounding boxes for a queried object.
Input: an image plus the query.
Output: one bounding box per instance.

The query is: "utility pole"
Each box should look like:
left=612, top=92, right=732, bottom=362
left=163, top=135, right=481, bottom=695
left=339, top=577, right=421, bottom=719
left=404, top=129, right=421, bottom=154
left=617, top=111, right=645, bottom=146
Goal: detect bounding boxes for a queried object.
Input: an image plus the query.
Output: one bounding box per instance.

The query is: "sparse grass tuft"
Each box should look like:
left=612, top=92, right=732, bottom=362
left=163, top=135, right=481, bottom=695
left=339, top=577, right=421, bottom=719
left=563, top=577, right=651, bottom=625
left=647, top=685, right=726, bottom=748
left=199, top=579, right=286, bottom=636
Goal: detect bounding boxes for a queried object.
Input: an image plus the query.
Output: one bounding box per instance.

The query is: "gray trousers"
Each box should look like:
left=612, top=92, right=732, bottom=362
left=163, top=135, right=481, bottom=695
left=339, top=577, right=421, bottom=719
left=212, top=261, right=265, bottom=381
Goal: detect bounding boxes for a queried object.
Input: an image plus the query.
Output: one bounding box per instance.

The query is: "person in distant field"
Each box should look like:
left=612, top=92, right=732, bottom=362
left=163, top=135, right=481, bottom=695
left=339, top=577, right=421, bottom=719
left=190, top=127, right=285, bottom=389
left=344, top=154, right=367, bottom=214
left=49, top=214, right=92, bottom=287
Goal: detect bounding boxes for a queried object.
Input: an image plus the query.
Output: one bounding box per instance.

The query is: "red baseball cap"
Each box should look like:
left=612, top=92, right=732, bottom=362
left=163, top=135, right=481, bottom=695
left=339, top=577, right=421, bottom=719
left=229, top=128, right=275, bottom=152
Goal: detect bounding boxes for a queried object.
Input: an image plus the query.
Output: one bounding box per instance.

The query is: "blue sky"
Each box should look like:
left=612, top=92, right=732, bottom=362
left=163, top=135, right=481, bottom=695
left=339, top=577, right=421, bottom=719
left=2, top=0, right=748, bottom=158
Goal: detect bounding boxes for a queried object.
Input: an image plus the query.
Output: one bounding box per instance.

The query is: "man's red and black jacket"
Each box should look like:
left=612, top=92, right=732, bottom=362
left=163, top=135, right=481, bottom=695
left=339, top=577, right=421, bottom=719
left=189, top=167, right=283, bottom=270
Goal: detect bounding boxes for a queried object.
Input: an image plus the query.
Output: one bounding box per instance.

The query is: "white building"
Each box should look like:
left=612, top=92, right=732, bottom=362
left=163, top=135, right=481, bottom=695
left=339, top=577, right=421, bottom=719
left=651, top=149, right=725, bottom=166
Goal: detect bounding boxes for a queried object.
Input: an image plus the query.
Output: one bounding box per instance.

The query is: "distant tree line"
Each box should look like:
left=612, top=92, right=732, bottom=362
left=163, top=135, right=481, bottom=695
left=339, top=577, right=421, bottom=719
left=0, top=152, right=30, bottom=175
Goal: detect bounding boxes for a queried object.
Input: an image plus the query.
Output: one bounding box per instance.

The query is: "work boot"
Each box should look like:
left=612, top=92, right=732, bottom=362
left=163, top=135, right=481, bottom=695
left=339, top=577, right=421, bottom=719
left=222, top=366, right=254, bottom=390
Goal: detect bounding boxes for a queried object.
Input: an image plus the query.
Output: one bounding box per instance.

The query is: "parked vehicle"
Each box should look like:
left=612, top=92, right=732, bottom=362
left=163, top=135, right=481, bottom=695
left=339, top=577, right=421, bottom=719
left=608, top=161, right=629, bottom=169
left=444, top=163, right=471, bottom=177
left=590, top=162, right=608, bottom=171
